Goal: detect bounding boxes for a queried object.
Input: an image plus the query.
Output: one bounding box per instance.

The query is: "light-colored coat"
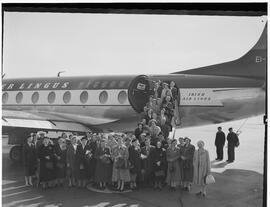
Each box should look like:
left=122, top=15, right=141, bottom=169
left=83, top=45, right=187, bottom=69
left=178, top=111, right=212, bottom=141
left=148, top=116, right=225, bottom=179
left=193, top=149, right=211, bottom=185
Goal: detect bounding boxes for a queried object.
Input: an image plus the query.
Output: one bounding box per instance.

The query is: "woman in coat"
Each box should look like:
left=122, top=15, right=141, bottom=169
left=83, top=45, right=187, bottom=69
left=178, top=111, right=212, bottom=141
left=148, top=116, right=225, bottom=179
left=111, top=138, right=130, bottom=191
left=129, top=139, right=141, bottom=190
left=193, top=140, right=211, bottom=197
left=94, top=139, right=113, bottom=190
left=181, top=137, right=195, bottom=191
left=153, top=141, right=167, bottom=190
left=38, top=137, right=56, bottom=189
left=23, top=136, right=37, bottom=186
left=54, top=138, right=67, bottom=186
left=66, top=136, right=82, bottom=187
left=166, top=139, right=181, bottom=190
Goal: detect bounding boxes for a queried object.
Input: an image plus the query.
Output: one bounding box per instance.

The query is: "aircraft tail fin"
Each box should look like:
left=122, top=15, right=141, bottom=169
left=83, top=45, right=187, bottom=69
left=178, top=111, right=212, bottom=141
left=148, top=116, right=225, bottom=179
left=173, top=23, right=267, bottom=80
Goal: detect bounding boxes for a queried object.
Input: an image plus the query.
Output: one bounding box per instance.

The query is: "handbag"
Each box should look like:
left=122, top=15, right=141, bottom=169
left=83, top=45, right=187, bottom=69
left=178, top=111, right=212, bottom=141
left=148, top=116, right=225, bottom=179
left=235, top=141, right=240, bottom=147
left=204, top=174, right=215, bottom=185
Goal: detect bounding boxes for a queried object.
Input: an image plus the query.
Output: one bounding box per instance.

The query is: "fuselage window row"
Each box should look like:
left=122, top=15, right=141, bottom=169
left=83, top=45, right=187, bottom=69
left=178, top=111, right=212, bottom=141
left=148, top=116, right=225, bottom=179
left=3, top=90, right=129, bottom=105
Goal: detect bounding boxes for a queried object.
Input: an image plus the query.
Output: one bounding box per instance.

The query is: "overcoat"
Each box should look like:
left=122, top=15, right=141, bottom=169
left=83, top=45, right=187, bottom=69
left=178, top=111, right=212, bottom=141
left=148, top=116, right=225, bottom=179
left=111, top=145, right=130, bottom=182
left=94, top=146, right=112, bottom=182
left=129, top=145, right=141, bottom=175
left=166, top=146, right=181, bottom=184
left=22, top=142, right=37, bottom=176
left=193, top=149, right=211, bottom=185
left=54, top=143, right=67, bottom=179
left=66, top=144, right=84, bottom=179
left=38, top=144, right=56, bottom=182
left=152, top=147, right=167, bottom=181
left=182, top=144, right=195, bottom=182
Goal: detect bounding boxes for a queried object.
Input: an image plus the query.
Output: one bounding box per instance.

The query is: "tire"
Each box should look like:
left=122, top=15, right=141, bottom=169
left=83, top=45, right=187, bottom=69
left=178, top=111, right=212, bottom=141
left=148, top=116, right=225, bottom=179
left=9, top=146, right=22, bottom=162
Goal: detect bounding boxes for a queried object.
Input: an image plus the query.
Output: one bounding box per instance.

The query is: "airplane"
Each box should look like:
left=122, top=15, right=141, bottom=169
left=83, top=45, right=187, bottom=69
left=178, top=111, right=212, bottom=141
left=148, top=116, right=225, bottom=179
left=2, top=22, right=266, bottom=162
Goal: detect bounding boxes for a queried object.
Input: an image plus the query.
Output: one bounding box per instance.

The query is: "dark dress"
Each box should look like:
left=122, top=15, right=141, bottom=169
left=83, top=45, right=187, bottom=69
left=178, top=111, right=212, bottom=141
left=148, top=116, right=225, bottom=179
left=152, top=147, right=167, bottom=181
left=129, top=146, right=141, bottom=179
left=38, top=144, right=56, bottom=182
left=66, top=144, right=83, bottom=180
left=215, top=131, right=226, bottom=160
left=81, top=144, right=92, bottom=180
left=94, top=146, right=112, bottom=182
left=141, top=145, right=155, bottom=183
left=87, top=140, right=97, bottom=179
left=54, top=144, right=67, bottom=179
left=227, top=132, right=239, bottom=162
left=182, top=144, right=195, bottom=183
left=23, top=143, right=37, bottom=176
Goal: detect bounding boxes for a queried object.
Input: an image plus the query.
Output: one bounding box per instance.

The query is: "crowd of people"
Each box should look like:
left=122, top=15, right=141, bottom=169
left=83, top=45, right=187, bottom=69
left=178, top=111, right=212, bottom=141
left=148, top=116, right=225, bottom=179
left=22, top=81, right=213, bottom=197
left=23, top=131, right=211, bottom=196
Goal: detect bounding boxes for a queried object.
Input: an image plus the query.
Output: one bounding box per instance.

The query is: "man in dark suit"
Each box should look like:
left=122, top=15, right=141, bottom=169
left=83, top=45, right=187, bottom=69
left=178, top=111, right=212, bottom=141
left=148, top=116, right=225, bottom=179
left=226, top=127, right=239, bottom=163
left=215, top=127, right=226, bottom=161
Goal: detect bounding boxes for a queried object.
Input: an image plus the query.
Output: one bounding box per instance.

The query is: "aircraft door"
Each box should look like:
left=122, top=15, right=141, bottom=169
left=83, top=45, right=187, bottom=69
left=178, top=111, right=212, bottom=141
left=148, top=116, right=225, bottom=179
left=128, top=75, right=150, bottom=113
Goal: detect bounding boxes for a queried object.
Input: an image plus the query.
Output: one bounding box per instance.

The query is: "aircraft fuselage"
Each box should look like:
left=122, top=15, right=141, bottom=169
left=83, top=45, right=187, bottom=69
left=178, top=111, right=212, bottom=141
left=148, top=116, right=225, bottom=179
left=2, top=74, right=265, bottom=132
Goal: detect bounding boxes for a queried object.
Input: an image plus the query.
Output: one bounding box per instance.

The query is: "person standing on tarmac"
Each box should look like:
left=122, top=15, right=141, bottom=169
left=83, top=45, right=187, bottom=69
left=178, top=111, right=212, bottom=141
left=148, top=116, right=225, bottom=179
left=226, top=127, right=240, bottom=163
left=215, top=127, right=226, bottom=161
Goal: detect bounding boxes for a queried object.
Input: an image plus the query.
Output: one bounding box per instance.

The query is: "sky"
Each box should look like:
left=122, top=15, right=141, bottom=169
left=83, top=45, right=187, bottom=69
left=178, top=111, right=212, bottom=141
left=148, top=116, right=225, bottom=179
left=3, top=12, right=267, bottom=78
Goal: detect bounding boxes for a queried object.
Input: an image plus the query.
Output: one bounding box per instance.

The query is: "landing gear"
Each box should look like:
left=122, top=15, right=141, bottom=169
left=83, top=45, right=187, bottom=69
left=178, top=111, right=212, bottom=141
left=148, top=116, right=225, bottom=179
left=9, top=145, right=22, bottom=162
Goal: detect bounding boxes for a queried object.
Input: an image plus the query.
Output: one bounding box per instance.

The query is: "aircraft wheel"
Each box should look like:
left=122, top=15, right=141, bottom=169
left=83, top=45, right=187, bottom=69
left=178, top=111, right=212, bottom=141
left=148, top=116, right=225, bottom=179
left=9, top=146, right=22, bottom=162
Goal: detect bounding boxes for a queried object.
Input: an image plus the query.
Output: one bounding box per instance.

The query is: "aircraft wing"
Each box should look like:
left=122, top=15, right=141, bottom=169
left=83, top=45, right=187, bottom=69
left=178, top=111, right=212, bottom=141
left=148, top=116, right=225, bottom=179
left=2, top=109, right=117, bottom=133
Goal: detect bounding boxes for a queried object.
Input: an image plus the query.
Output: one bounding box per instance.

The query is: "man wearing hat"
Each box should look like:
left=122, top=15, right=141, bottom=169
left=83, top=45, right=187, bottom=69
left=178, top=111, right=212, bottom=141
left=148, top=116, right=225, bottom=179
left=226, top=127, right=239, bottom=163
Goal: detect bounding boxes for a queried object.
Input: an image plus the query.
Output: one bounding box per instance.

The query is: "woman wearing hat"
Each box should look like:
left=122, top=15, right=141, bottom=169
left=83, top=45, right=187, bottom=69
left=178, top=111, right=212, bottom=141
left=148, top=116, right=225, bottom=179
left=94, top=139, right=113, bottom=190
left=193, top=140, right=211, bottom=197
left=66, top=136, right=82, bottom=187
left=166, top=139, right=181, bottom=190
left=23, top=136, right=37, bottom=186
left=38, top=137, right=56, bottom=189
left=129, top=139, right=141, bottom=190
left=54, top=137, right=67, bottom=187
left=111, top=137, right=130, bottom=191
left=181, top=137, right=195, bottom=191
left=148, top=119, right=161, bottom=146
left=153, top=140, right=167, bottom=190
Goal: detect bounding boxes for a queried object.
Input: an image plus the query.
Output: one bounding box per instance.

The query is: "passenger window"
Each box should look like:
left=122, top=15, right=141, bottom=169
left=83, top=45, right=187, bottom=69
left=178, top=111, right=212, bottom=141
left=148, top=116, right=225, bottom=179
left=99, top=91, right=108, bottom=104
left=48, top=91, right=56, bottom=104
left=80, top=91, right=88, bottom=104
left=16, top=92, right=23, bottom=103
left=63, top=91, right=71, bottom=104
left=31, top=92, right=39, bottom=104
left=118, top=90, right=127, bottom=104
left=2, top=92, right=8, bottom=104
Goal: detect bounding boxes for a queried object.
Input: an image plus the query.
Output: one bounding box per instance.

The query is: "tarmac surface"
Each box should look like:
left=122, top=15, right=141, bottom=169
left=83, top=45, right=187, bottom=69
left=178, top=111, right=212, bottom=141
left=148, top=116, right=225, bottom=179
left=2, top=115, right=265, bottom=207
